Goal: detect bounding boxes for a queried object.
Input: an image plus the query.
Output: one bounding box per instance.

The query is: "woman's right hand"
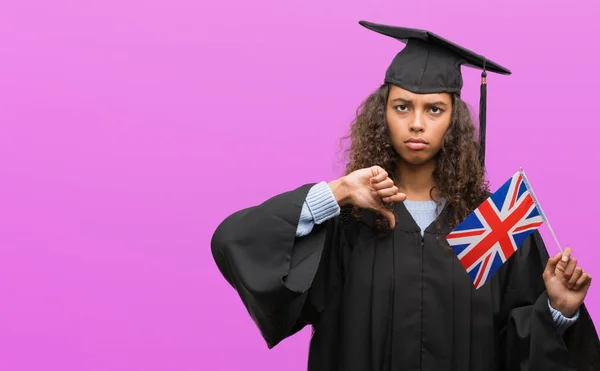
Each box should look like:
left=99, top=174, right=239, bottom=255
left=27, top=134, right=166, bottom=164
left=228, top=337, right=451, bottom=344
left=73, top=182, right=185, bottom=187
left=328, top=165, right=406, bottom=228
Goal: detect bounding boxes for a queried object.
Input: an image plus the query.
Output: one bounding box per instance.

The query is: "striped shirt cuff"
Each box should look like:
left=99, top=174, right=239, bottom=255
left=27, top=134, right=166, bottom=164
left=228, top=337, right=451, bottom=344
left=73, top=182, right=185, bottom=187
left=548, top=299, right=579, bottom=335
left=305, top=181, right=340, bottom=225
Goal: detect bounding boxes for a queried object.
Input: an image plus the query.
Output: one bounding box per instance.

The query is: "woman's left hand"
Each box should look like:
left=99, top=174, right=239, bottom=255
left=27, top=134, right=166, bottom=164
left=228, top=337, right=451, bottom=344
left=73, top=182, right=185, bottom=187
left=543, top=247, right=592, bottom=318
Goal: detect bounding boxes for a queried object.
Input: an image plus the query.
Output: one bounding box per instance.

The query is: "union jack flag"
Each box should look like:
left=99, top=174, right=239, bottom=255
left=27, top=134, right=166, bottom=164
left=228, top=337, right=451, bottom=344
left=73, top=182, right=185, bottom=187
left=446, top=171, right=544, bottom=289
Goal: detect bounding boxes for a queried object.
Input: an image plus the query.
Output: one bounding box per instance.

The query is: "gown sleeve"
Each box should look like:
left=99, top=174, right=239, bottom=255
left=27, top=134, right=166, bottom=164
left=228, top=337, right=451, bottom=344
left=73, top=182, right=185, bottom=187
left=210, top=183, right=348, bottom=349
left=493, top=230, right=600, bottom=370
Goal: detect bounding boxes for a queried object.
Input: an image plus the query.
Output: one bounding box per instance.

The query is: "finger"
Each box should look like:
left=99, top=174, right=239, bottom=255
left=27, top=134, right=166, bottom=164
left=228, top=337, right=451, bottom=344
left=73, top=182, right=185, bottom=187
left=556, top=247, right=573, bottom=274
left=369, top=166, right=388, bottom=183
left=561, top=247, right=572, bottom=263
left=568, top=267, right=583, bottom=289
left=563, top=258, right=578, bottom=281
left=371, top=178, right=394, bottom=190
left=573, top=273, right=592, bottom=291
left=383, top=193, right=407, bottom=203
left=377, top=186, right=399, bottom=198
left=543, top=252, right=562, bottom=280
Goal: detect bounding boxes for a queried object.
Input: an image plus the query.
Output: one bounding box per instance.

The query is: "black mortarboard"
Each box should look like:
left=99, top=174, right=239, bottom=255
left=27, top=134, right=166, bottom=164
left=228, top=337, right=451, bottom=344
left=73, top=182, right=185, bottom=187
left=359, top=20, right=511, bottom=168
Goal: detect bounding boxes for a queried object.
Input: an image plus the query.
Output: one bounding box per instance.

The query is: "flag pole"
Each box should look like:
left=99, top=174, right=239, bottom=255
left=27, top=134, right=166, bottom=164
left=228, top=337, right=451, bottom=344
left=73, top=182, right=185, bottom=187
left=519, top=166, right=563, bottom=253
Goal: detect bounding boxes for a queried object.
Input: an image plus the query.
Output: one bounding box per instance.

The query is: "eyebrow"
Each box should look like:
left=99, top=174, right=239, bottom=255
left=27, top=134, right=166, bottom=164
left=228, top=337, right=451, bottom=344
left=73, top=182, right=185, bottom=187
left=426, top=101, right=449, bottom=107
left=390, top=98, right=413, bottom=104
left=390, top=98, right=448, bottom=106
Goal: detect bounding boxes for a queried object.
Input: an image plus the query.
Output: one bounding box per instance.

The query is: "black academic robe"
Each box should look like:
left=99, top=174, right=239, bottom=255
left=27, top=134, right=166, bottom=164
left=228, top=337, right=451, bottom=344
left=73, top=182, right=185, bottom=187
left=211, top=184, right=600, bottom=371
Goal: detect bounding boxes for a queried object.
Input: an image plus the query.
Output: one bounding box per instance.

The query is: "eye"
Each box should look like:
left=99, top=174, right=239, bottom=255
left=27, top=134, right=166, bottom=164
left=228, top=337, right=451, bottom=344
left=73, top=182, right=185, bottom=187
left=430, top=106, right=444, bottom=114
left=394, top=105, right=408, bottom=112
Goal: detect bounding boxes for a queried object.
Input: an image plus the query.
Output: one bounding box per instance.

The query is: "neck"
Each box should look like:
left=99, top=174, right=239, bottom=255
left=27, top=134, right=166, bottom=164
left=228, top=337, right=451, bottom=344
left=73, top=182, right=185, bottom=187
left=395, top=159, right=439, bottom=201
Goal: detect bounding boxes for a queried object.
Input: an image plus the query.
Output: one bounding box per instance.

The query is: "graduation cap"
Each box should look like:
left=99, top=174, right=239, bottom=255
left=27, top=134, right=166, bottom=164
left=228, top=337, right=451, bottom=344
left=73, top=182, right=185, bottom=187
left=358, top=20, right=511, bottom=168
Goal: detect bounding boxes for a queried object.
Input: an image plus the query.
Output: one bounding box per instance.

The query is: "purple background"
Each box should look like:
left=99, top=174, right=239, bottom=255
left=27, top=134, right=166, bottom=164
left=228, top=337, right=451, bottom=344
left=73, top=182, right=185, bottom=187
left=1, top=0, right=598, bottom=370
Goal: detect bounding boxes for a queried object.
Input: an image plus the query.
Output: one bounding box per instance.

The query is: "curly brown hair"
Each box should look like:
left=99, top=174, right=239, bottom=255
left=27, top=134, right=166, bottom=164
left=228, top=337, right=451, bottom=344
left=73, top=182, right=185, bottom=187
left=341, top=83, right=490, bottom=232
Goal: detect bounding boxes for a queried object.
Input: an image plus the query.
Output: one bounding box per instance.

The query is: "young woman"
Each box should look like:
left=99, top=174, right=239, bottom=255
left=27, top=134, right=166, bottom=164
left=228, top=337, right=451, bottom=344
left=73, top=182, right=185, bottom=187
left=211, top=20, right=600, bottom=371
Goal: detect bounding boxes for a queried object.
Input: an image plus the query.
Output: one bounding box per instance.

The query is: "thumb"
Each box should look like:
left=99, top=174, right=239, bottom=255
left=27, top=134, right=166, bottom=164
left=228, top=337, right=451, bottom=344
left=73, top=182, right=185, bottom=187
left=376, top=206, right=396, bottom=229
left=543, top=252, right=562, bottom=280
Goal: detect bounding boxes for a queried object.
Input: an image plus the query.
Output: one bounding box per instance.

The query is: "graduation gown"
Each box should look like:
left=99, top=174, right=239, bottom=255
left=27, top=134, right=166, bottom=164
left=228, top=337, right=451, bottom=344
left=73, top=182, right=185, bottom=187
left=211, top=184, right=600, bottom=371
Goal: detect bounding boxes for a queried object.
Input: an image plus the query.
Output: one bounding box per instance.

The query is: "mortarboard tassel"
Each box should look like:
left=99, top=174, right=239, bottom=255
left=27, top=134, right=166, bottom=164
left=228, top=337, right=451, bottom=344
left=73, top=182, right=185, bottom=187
left=478, top=58, right=487, bottom=170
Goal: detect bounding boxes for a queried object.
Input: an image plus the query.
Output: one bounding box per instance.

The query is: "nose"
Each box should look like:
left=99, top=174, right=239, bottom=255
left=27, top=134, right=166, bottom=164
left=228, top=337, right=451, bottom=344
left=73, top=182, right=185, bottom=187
left=409, top=113, right=425, bottom=133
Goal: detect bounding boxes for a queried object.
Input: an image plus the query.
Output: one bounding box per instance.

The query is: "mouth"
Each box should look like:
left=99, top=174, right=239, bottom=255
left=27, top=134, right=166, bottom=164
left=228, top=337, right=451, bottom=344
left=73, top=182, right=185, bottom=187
left=405, top=138, right=428, bottom=150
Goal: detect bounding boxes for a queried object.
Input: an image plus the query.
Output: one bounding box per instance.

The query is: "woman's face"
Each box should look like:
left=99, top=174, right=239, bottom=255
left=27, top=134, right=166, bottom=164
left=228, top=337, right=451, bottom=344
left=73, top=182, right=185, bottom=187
left=386, top=85, right=453, bottom=166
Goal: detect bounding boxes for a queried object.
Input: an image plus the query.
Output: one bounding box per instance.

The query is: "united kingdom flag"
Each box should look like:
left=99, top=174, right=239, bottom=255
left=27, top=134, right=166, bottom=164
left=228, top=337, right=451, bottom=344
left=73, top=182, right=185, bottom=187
left=447, top=171, right=544, bottom=289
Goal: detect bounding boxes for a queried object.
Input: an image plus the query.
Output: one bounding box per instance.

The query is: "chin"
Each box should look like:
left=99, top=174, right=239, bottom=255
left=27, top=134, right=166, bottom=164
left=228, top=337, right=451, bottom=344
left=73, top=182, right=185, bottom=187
left=407, top=158, right=431, bottom=166
left=398, top=151, right=433, bottom=165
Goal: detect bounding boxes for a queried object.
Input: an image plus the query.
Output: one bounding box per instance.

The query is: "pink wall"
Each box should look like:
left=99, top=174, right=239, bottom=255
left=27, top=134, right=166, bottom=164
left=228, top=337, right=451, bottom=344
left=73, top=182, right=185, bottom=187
left=1, top=0, right=598, bottom=370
